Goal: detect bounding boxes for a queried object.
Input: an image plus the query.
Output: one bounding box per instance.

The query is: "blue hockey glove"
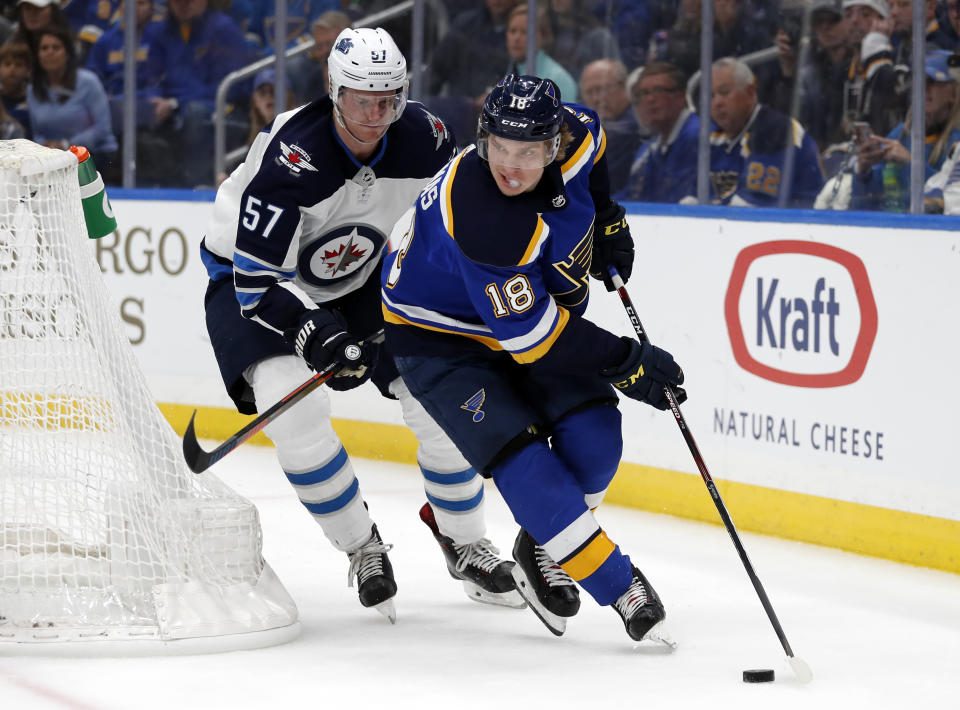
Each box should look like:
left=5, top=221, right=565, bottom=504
left=287, top=310, right=372, bottom=387
left=600, top=338, right=686, bottom=410
left=590, top=202, right=634, bottom=291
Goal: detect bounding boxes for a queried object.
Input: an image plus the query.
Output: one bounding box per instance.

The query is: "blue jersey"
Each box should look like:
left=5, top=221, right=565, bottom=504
left=616, top=109, right=699, bottom=203
left=201, top=97, right=455, bottom=337
left=382, top=103, right=627, bottom=375
left=710, top=104, right=825, bottom=208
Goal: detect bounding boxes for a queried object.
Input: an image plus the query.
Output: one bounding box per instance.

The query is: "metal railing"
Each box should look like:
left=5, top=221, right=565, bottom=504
left=212, top=0, right=437, bottom=180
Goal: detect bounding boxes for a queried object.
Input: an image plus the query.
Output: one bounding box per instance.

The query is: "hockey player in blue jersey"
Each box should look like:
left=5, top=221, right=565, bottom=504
left=382, top=74, right=685, bottom=642
left=199, top=28, right=522, bottom=623
left=709, top=57, right=825, bottom=207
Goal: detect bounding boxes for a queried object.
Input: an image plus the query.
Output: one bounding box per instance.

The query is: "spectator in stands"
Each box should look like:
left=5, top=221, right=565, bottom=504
left=27, top=25, right=118, bottom=169
left=852, top=50, right=960, bottom=210
left=245, top=0, right=334, bottom=52
left=0, top=41, right=31, bottom=136
left=546, top=0, right=621, bottom=77
left=709, top=57, right=824, bottom=208
left=215, top=67, right=294, bottom=184
left=61, top=0, right=121, bottom=62
left=757, top=0, right=855, bottom=159
left=947, top=0, right=960, bottom=41
left=589, top=0, right=651, bottom=69
left=660, top=0, right=771, bottom=79
left=9, top=0, right=74, bottom=62
left=0, top=87, right=25, bottom=137
left=85, top=0, right=162, bottom=113
left=144, top=0, right=251, bottom=187
left=841, top=0, right=904, bottom=137
left=579, top=58, right=640, bottom=192
left=427, top=0, right=517, bottom=100
left=617, top=61, right=699, bottom=203
left=286, top=10, right=350, bottom=104
left=889, top=0, right=954, bottom=66
left=505, top=3, right=577, bottom=103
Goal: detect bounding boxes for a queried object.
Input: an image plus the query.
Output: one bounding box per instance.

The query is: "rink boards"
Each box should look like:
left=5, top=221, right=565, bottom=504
left=97, top=193, right=960, bottom=574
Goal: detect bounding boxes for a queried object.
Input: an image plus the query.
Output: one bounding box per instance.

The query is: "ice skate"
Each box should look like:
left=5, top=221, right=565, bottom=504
left=510, top=528, right=580, bottom=636
left=347, top=524, right=397, bottom=623
left=419, top=503, right=525, bottom=608
left=612, top=565, right=668, bottom=643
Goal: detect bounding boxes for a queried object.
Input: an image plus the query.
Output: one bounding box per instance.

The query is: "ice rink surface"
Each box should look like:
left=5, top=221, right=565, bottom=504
left=2, top=445, right=958, bottom=709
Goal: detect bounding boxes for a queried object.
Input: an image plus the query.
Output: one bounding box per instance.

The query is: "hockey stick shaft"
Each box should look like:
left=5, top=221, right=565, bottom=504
left=608, top=267, right=807, bottom=670
left=182, top=331, right=384, bottom=474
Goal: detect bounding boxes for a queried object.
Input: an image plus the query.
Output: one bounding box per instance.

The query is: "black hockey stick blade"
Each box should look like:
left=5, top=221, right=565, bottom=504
left=182, top=330, right=384, bottom=474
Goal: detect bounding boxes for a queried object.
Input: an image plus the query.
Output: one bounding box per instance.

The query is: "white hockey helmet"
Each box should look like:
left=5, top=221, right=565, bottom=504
left=328, top=27, right=408, bottom=126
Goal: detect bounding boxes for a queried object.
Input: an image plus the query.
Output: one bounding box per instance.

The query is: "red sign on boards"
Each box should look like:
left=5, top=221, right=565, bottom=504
left=724, top=240, right=878, bottom=388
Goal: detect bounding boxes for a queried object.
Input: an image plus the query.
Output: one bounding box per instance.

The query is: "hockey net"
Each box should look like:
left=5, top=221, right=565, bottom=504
left=0, top=139, right=298, bottom=652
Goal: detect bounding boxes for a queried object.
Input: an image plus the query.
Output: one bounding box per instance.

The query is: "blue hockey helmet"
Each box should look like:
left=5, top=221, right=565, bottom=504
left=477, top=75, right=563, bottom=168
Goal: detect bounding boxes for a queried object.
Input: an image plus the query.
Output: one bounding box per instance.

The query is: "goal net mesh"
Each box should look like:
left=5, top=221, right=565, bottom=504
left=0, top=139, right=297, bottom=649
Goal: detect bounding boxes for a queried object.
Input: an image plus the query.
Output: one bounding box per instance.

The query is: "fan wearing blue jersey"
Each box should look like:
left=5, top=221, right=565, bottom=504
left=199, top=28, right=522, bottom=624
left=382, top=74, right=685, bottom=642
left=709, top=57, right=825, bottom=208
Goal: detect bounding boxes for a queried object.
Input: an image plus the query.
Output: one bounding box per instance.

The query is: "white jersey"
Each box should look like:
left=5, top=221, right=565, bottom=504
left=201, top=96, right=455, bottom=335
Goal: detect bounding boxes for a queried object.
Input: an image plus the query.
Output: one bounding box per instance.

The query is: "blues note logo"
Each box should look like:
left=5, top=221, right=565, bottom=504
left=461, top=389, right=486, bottom=423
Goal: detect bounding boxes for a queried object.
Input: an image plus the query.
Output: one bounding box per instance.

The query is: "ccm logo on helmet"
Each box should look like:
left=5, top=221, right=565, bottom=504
left=723, top=240, right=878, bottom=388
left=501, top=120, right=530, bottom=128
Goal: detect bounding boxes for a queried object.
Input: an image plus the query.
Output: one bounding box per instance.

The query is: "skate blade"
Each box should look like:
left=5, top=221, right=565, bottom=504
left=637, top=621, right=677, bottom=650
left=510, top=566, right=567, bottom=636
left=461, top=580, right=527, bottom=609
left=373, top=598, right=396, bottom=624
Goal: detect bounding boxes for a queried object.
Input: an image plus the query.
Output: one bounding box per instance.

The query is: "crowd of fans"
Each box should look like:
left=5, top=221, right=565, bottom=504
left=2, top=0, right=960, bottom=212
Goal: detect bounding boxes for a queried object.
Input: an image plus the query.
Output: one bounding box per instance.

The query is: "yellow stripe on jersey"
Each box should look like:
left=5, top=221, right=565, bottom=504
left=382, top=304, right=505, bottom=351
left=442, top=149, right=469, bottom=238
left=593, top=128, right=607, bottom=164
left=560, top=531, right=616, bottom=581
left=561, top=131, right=595, bottom=179
left=510, top=306, right=570, bottom=364
left=518, top=216, right=548, bottom=266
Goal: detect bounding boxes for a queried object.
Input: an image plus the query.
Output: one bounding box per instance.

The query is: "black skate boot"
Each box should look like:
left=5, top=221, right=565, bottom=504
left=419, top=503, right=525, bottom=608
left=510, top=528, right=580, bottom=636
left=612, top=565, right=666, bottom=642
left=346, top=524, right=397, bottom=623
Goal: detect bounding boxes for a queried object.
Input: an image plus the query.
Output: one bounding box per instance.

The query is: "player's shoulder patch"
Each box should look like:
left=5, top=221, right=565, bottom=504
left=449, top=152, right=543, bottom=268
left=406, top=100, right=455, bottom=151
left=396, top=101, right=456, bottom=154
left=561, top=102, right=601, bottom=143
left=247, top=101, right=345, bottom=204
left=558, top=102, right=604, bottom=173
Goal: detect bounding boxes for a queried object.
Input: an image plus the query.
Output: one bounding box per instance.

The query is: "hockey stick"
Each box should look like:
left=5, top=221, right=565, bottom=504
left=607, top=267, right=813, bottom=684
left=182, top=331, right=384, bottom=474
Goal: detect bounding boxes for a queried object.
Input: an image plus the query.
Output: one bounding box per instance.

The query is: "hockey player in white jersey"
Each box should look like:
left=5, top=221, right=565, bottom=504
left=199, top=27, right=522, bottom=622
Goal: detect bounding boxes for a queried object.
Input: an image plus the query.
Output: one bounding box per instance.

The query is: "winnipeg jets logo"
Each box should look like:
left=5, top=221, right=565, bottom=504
left=298, top=224, right=385, bottom=286
left=461, top=389, right=486, bottom=423
left=422, top=109, right=449, bottom=150
left=277, top=142, right=318, bottom=175
left=322, top=235, right=368, bottom=275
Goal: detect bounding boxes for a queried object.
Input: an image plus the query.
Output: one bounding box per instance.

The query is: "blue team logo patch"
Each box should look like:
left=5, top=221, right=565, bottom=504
left=297, top=224, right=385, bottom=286
left=335, top=37, right=353, bottom=54
left=461, top=389, right=486, bottom=423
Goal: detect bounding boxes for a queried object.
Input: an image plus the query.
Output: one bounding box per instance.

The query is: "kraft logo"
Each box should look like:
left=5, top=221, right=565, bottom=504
left=723, top=241, right=877, bottom=388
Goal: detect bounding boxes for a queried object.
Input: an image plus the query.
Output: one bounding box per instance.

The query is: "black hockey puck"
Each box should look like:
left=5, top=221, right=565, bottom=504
left=742, top=669, right=775, bottom=683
